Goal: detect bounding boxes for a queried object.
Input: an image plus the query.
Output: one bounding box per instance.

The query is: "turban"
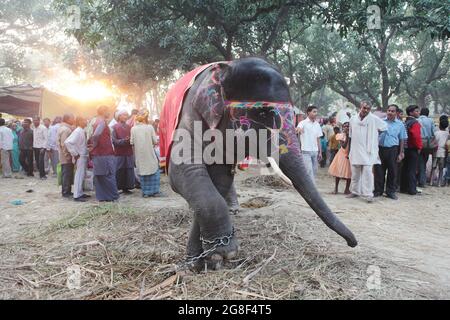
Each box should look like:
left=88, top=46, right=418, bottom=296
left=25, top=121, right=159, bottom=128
left=116, top=109, right=129, bottom=118
left=135, top=110, right=149, bottom=123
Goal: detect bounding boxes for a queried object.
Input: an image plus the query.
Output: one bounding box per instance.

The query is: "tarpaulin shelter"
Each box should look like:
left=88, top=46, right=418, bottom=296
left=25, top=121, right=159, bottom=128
left=0, top=84, right=115, bottom=119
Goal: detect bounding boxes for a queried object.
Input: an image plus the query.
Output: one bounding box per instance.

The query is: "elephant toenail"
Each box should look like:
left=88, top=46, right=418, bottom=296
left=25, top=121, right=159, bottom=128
left=225, top=250, right=237, bottom=260
left=210, top=253, right=223, bottom=262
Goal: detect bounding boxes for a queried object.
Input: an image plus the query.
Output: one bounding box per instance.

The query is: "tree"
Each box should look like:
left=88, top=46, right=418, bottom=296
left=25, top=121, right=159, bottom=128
left=51, top=0, right=449, bottom=113
left=54, top=0, right=314, bottom=107
left=0, top=0, right=59, bottom=85
left=316, top=0, right=450, bottom=110
left=403, top=33, right=449, bottom=110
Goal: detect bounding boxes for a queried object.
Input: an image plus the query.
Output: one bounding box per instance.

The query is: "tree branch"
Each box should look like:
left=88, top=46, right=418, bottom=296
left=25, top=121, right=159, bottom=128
left=260, top=5, right=289, bottom=55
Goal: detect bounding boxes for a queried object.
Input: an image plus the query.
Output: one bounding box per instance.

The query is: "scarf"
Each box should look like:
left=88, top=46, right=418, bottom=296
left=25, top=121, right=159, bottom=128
left=224, top=101, right=292, bottom=109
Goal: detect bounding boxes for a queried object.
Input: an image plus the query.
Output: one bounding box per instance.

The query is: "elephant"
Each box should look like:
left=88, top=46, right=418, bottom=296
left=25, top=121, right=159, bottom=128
left=163, top=57, right=357, bottom=270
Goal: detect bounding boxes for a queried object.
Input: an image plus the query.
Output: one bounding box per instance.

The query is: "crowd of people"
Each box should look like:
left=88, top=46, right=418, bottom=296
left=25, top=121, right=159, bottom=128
left=1, top=102, right=449, bottom=205
left=0, top=106, right=163, bottom=202
left=297, top=102, right=450, bottom=202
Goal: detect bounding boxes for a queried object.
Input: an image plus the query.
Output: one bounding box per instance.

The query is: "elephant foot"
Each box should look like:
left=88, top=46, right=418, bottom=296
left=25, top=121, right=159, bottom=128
left=183, top=257, right=206, bottom=273
left=228, top=198, right=240, bottom=215
left=184, top=233, right=239, bottom=272
left=229, top=208, right=240, bottom=215
left=201, top=235, right=240, bottom=271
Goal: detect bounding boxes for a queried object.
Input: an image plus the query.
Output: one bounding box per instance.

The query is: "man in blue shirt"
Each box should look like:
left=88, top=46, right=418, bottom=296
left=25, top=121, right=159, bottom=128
left=417, top=107, right=435, bottom=187
left=374, top=104, right=407, bottom=200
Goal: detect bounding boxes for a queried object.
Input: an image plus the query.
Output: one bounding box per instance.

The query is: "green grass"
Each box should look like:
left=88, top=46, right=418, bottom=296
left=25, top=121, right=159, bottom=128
left=47, top=203, right=138, bottom=233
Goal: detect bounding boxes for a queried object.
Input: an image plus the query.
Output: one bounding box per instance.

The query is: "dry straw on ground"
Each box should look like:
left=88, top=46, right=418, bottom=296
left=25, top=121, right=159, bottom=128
left=243, top=175, right=291, bottom=190
left=0, top=197, right=435, bottom=300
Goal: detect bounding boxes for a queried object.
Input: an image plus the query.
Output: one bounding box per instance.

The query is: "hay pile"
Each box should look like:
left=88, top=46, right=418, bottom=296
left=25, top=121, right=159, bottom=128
left=240, top=197, right=273, bottom=209
left=0, top=203, right=435, bottom=300
left=242, top=175, right=291, bottom=190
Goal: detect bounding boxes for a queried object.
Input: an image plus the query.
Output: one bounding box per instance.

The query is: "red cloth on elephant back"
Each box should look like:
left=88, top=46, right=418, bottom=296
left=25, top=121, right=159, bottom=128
left=159, top=62, right=225, bottom=166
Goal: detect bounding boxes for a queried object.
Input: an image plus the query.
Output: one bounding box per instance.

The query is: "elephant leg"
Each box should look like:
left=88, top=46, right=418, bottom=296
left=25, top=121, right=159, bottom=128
left=169, top=164, right=202, bottom=260
left=225, top=182, right=240, bottom=215
left=186, top=214, right=202, bottom=257
left=205, top=164, right=239, bottom=267
left=169, top=163, right=238, bottom=269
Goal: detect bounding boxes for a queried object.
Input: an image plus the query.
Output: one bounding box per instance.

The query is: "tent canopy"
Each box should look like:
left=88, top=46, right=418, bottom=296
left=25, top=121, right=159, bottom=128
left=0, top=84, right=115, bottom=119
left=0, top=85, right=41, bottom=117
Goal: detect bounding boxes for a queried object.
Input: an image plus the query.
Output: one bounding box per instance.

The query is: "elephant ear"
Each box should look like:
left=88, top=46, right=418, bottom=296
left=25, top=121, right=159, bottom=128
left=192, top=63, right=229, bottom=129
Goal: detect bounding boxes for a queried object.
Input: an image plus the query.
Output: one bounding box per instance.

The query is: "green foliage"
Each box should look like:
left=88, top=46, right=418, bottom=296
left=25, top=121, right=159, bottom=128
left=0, top=0, right=57, bottom=85
left=3, top=0, right=449, bottom=112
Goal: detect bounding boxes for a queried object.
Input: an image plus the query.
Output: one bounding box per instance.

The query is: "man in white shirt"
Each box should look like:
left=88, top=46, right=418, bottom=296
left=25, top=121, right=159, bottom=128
left=64, top=116, right=90, bottom=202
left=347, top=101, right=387, bottom=202
left=296, top=105, right=323, bottom=182
left=0, top=118, right=14, bottom=178
left=42, top=117, right=52, bottom=174
left=46, top=117, right=62, bottom=176
left=32, top=116, right=48, bottom=179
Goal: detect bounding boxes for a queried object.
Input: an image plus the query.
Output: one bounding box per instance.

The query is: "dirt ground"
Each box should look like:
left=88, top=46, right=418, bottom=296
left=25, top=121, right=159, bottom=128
left=0, top=167, right=449, bottom=300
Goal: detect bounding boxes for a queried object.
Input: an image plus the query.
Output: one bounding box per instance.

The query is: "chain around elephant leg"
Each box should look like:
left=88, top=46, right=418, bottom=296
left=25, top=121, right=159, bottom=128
left=179, top=228, right=239, bottom=271
left=202, top=228, right=239, bottom=270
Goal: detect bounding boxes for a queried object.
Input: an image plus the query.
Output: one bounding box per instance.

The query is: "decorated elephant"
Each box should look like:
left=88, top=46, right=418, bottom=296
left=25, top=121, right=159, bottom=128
left=159, top=57, right=357, bottom=269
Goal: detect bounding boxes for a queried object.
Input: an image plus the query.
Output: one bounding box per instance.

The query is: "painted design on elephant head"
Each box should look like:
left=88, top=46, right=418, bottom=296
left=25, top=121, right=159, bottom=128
left=224, top=101, right=292, bottom=109
left=239, top=116, right=251, bottom=130
left=225, top=100, right=300, bottom=156
left=193, top=63, right=227, bottom=130
left=275, top=104, right=300, bottom=156
left=193, top=62, right=301, bottom=157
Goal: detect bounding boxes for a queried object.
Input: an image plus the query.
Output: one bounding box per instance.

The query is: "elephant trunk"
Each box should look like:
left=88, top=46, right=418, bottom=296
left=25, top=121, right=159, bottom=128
left=278, top=150, right=358, bottom=247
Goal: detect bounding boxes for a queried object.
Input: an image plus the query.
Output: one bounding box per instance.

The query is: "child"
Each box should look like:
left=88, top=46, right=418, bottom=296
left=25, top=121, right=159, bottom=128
left=430, top=118, right=449, bottom=187
left=328, top=122, right=351, bottom=194
left=328, top=126, right=341, bottom=164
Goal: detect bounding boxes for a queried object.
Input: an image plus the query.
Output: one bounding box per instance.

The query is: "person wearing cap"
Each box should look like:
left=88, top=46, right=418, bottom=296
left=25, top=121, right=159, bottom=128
left=89, top=105, right=119, bottom=202
left=112, top=109, right=135, bottom=194
left=130, top=111, right=162, bottom=197
left=65, top=116, right=90, bottom=202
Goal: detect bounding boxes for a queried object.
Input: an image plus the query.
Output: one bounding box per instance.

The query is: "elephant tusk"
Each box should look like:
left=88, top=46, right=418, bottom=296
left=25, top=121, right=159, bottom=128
left=267, top=157, right=293, bottom=186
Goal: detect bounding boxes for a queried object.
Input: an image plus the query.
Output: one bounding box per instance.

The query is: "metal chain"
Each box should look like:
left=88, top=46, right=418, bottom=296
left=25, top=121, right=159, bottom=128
left=175, top=228, right=235, bottom=272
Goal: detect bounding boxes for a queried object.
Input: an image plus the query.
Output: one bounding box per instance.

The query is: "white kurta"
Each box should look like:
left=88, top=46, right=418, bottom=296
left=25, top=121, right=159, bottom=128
left=0, top=126, right=14, bottom=150
left=64, top=127, right=88, bottom=199
left=33, top=125, right=48, bottom=149
left=130, top=123, right=159, bottom=176
left=0, top=126, right=14, bottom=178
left=64, top=127, right=88, bottom=157
left=349, top=113, right=386, bottom=165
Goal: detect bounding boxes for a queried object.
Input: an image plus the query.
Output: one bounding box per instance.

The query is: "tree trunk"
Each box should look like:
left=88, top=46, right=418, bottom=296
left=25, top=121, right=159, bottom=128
left=300, top=92, right=312, bottom=110
left=380, top=61, right=390, bottom=110
left=225, top=36, right=233, bottom=60
left=134, top=84, right=147, bottom=110
left=417, top=92, right=427, bottom=110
